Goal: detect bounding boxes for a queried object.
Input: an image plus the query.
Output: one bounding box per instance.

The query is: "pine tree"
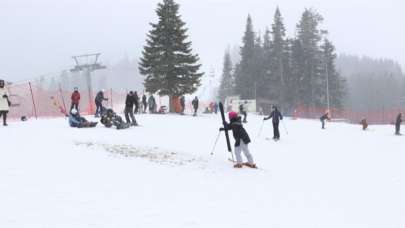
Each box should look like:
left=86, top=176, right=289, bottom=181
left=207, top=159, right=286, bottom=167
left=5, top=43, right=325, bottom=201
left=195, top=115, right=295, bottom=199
left=295, top=9, right=324, bottom=108
left=260, top=27, right=273, bottom=101
left=253, top=33, right=265, bottom=100
left=234, top=15, right=256, bottom=99
left=271, top=7, right=288, bottom=107
left=321, top=38, right=345, bottom=108
left=289, top=38, right=305, bottom=108
left=139, top=0, right=203, bottom=112
left=218, top=49, right=234, bottom=102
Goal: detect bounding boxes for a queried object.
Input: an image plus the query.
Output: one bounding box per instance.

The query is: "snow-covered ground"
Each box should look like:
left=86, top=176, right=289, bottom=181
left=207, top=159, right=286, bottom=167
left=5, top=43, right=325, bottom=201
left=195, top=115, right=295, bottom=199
left=1, top=114, right=404, bottom=228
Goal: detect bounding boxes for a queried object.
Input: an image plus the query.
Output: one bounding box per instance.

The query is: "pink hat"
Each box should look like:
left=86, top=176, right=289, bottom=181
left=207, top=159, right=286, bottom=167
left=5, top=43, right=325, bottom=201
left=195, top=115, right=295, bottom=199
left=228, top=111, right=238, bottom=120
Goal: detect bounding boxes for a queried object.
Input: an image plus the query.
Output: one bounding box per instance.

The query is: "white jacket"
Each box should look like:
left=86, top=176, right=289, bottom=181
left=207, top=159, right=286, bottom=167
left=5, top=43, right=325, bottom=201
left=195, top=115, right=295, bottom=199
left=0, top=87, right=10, bottom=111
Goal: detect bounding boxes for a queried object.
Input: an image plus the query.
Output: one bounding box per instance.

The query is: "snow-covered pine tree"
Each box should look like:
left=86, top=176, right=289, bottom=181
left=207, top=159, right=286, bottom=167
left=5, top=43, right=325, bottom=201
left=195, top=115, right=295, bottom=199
left=139, top=0, right=203, bottom=112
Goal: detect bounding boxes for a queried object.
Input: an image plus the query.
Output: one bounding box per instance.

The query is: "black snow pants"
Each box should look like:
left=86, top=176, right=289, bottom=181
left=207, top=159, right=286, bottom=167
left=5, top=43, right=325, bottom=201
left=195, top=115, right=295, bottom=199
left=242, top=111, right=247, bottom=123
left=125, top=107, right=137, bottom=125
left=273, top=121, right=280, bottom=139
left=0, top=111, right=8, bottom=125
left=95, top=101, right=103, bottom=116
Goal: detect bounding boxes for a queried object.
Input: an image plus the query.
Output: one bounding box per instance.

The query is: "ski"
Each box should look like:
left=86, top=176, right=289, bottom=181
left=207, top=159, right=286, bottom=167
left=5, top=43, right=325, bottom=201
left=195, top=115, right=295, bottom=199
left=228, top=159, right=260, bottom=170
left=219, top=102, right=235, bottom=162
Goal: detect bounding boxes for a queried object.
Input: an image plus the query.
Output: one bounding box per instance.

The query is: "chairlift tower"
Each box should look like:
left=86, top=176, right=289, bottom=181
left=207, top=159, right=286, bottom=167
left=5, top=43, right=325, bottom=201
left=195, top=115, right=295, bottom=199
left=70, top=53, right=106, bottom=114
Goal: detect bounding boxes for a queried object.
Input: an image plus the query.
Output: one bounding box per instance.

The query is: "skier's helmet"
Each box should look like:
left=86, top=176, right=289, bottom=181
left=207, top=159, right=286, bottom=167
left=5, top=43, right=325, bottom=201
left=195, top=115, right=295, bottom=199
left=71, top=108, right=78, bottom=115
left=228, top=111, right=238, bottom=120
left=74, top=87, right=78, bottom=91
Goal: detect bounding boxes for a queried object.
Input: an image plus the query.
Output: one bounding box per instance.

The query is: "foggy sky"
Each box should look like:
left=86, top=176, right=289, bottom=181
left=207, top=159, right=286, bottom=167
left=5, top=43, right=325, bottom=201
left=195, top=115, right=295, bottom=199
left=1, top=0, right=404, bottom=82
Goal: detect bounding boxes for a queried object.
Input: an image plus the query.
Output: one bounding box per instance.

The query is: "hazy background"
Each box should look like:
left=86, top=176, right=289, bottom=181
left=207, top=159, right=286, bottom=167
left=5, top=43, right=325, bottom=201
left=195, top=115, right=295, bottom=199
left=1, top=0, right=404, bottom=82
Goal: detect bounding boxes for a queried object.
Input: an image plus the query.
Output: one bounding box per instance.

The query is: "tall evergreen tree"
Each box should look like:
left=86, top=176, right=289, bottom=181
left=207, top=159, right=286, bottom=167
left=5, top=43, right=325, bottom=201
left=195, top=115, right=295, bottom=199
left=253, top=33, right=265, bottom=100
left=289, top=38, right=305, bottom=108
left=218, top=49, right=234, bottom=102
left=295, top=9, right=324, bottom=108
left=271, top=7, right=288, bottom=107
left=139, top=0, right=203, bottom=112
left=259, top=27, right=273, bottom=101
left=234, top=15, right=256, bottom=99
left=321, top=38, right=345, bottom=108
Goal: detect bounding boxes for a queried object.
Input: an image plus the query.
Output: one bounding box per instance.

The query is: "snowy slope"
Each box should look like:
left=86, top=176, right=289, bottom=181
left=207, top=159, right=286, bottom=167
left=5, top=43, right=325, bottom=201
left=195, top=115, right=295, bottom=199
left=1, top=114, right=404, bottom=228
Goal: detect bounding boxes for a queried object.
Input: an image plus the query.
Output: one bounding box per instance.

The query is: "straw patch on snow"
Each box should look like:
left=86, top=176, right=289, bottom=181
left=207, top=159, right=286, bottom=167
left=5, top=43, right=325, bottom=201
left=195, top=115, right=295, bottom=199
left=75, top=142, right=207, bottom=167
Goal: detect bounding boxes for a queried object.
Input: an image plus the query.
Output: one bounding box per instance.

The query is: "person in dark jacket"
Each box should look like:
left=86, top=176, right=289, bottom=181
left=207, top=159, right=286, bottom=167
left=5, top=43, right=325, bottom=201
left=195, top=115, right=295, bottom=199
left=214, top=102, right=218, bottom=114
left=360, top=118, right=368, bottom=131
left=70, top=87, right=80, bottom=111
left=68, top=108, right=97, bottom=128
left=148, top=95, right=156, bottom=113
left=95, top=90, right=108, bottom=117
left=192, top=96, right=199, bottom=116
left=142, top=95, right=147, bottom=113
left=264, top=106, right=283, bottom=140
left=395, top=113, right=402, bottom=135
left=239, top=101, right=247, bottom=123
left=180, top=95, right=185, bottom=115
left=0, top=79, right=10, bottom=126
left=133, top=91, right=140, bottom=114
left=124, top=91, right=138, bottom=126
left=320, top=112, right=330, bottom=129
left=220, top=111, right=256, bottom=168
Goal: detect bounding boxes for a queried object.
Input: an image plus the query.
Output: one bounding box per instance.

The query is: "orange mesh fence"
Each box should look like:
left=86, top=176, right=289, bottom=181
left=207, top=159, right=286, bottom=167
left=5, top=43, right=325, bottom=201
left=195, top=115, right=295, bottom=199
left=7, top=81, right=403, bottom=125
left=293, top=105, right=405, bottom=125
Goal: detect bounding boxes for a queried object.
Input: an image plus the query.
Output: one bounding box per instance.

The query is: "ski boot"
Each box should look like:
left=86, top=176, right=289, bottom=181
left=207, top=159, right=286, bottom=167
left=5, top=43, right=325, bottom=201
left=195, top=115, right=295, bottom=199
left=243, top=163, right=258, bottom=169
left=233, top=163, right=243, bottom=168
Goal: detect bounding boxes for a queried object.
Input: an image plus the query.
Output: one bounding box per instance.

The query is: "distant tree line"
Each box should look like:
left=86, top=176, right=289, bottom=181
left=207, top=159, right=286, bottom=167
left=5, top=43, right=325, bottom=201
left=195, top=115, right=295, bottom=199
left=218, top=8, right=346, bottom=113
left=337, top=54, right=405, bottom=112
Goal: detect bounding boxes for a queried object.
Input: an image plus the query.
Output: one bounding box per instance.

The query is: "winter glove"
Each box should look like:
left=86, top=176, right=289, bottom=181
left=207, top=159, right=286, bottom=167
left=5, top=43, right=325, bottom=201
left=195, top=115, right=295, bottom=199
left=2, top=94, right=7, bottom=98
left=219, top=127, right=224, bottom=131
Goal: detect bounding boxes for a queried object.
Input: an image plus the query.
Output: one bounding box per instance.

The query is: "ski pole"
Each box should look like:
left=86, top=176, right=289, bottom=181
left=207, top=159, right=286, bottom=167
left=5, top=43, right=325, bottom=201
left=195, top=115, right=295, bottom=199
left=281, top=120, right=289, bottom=135
left=257, top=120, right=265, bottom=138
left=210, top=131, right=221, bottom=155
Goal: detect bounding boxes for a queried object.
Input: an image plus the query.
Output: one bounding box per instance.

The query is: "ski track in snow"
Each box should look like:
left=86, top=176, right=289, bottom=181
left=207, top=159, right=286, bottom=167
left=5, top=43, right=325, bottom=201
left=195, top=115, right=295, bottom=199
left=1, top=113, right=404, bottom=228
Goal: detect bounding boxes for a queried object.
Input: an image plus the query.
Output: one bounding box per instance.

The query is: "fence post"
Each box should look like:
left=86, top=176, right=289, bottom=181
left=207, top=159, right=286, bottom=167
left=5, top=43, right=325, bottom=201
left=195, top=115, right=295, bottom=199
left=58, top=84, right=67, bottom=113
left=28, top=82, right=38, bottom=119
left=110, top=88, right=113, bottom=109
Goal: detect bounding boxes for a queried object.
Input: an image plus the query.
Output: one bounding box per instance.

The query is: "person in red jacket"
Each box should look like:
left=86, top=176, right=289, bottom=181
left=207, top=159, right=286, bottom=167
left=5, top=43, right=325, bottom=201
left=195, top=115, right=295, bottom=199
left=71, top=87, right=80, bottom=111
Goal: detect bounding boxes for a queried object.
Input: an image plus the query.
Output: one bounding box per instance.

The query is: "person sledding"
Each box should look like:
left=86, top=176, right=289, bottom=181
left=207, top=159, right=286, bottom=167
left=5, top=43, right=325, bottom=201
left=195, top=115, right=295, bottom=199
left=220, top=111, right=257, bottom=169
left=320, top=111, right=331, bottom=129
left=100, top=108, right=131, bottom=130
left=68, top=108, right=97, bottom=128
left=263, top=105, right=283, bottom=140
